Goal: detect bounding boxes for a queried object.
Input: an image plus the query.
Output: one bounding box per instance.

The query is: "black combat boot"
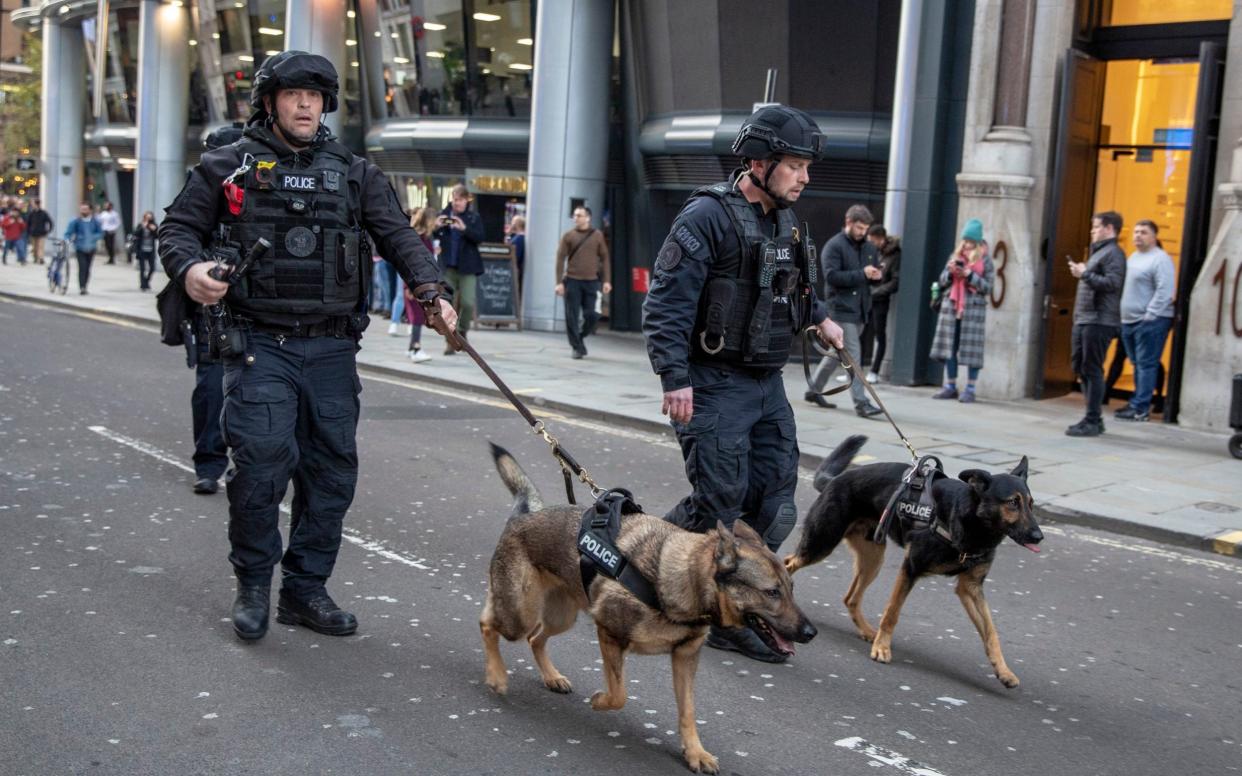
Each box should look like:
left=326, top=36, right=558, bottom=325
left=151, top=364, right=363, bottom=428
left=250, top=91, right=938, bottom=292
left=276, top=589, right=358, bottom=636
left=705, top=625, right=787, bottom=664
left=231, top=585, right=270, bottom=641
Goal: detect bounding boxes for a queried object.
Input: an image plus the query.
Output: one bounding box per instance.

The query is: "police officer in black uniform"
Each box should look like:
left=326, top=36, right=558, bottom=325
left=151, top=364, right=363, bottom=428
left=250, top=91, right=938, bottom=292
left=159, top=51, right=456, bottom=642
left=642, top=106, right=845, bottom=663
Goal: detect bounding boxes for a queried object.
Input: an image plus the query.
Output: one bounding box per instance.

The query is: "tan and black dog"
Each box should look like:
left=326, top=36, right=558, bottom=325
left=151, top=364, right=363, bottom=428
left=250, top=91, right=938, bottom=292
left=481, top=443, right=816, bottom=774
left=784, top=435, right=1042, bottom=688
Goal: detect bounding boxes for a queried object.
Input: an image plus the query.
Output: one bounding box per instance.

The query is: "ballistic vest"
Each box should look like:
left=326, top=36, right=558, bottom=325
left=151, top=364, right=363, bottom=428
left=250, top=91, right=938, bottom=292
left=690, top=183, right=810, bottom=370
left=221, top=137, right=364, bottom=319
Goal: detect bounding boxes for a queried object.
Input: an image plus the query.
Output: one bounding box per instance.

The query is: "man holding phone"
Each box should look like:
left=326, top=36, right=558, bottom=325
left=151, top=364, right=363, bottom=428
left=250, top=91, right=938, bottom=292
left=1066, top=211, right=1126, bottom=437
left=433, top=184, right=486, bottom=353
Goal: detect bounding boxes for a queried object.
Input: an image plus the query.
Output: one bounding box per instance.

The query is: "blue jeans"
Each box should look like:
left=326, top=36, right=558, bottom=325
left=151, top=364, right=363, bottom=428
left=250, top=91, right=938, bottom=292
left=1120, top=317, right=1172, bottom=414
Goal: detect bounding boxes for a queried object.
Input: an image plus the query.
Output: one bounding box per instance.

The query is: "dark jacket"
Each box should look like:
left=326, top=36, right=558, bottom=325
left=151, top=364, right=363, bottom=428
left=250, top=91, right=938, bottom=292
left=870, top=237, right=901, bottom=303
left=131, top=221, right=158, bottom=255
left=821, top=229, right=876, bottom=324
left=433, top=207, right=486, bottom=276
left=26, top=208, right=53, bottom=237
left=158, top=125, right=441, bottom=300
left=1073, top=237, right=1126, bottom=327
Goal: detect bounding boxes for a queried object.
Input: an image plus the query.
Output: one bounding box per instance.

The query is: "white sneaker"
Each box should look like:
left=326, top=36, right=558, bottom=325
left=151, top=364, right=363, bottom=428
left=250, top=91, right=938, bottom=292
left=387, top=322, right=399, bottom=336
left=865, top=372, right=880, bottom=384
left=404, top=324, right=413, bottom=336
left=409, top=349, right=432, bottom=363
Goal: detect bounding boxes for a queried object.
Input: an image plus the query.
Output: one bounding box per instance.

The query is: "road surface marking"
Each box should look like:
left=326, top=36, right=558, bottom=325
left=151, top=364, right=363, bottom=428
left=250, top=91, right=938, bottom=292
left=834, top=737, right=950, bottom=775
left=87, top=425, right=431, bottom=570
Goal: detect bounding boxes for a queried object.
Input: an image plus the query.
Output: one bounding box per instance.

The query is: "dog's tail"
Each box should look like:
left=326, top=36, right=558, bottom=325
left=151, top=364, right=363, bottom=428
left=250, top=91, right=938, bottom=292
left=813, top=435, right=868, bottom=492
left=489, top=442, right=544, bottom=517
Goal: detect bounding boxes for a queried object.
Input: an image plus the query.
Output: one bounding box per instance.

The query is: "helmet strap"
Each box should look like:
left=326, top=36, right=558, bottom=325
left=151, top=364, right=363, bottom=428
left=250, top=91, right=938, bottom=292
left=749, top=158, right=794, bottom=210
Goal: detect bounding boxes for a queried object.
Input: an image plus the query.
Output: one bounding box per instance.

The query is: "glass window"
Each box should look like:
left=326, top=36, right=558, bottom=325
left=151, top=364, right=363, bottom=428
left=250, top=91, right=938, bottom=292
left=1103, top=0, right=1232, bottom=25
left=83, top=8, right=141, bottom=124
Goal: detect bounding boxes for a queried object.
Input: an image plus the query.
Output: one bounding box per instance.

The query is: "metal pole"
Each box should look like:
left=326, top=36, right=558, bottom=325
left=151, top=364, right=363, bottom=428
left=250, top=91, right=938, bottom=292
left=92, top=0, right=110, bottom=120
left=883, top=0, right=923, bottom=236
left=763, top=68, right=778, bottom=103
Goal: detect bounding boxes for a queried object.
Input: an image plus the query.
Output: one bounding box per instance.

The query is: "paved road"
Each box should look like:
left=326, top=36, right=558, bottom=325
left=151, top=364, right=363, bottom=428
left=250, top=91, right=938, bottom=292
left=2, top=297, right=1240, bottom=776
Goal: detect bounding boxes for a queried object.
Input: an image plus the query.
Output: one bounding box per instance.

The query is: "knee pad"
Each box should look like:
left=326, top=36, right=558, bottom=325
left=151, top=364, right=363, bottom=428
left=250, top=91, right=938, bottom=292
left=761, top=502, right=798, bottom=553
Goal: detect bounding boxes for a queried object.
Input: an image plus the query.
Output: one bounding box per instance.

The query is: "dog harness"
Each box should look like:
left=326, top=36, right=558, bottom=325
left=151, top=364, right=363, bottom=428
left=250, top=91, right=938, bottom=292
left=577, top=489, right=662, bottom=611
left=874, top=455, right=950, bottom=544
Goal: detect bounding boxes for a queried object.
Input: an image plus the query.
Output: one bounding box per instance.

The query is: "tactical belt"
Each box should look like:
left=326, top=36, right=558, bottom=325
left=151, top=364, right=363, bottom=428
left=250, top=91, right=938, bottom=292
left=577, top=489, right=661, bottom=611
left=250, top=316, right=353, bottom=338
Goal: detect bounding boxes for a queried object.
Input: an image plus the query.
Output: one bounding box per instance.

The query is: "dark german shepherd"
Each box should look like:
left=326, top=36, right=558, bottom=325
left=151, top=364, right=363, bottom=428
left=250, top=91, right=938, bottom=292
left=784, top=435, right=1043, bottom=688
left=481, top=444, right=816, bottom=774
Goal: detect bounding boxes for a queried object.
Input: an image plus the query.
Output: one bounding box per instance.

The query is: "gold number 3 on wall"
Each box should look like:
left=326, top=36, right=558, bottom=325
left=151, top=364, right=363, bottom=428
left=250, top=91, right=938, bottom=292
left=990, top=240, right=1007, bottom=309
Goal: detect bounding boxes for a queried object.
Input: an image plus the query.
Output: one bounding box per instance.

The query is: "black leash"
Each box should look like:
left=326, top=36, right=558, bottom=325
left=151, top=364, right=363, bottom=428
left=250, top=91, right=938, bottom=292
left=803, top=328, right=919, bottom=460
left=442, top=326, right=601, bottom=505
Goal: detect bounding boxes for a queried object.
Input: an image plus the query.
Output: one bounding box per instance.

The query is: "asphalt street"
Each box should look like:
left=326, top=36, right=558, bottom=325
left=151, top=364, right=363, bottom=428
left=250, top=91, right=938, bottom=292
left=2, top=296, right=1240, bottom=776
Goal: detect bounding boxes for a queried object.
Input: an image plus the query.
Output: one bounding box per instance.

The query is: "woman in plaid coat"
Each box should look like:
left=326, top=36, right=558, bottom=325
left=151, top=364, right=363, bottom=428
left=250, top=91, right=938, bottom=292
left=929, top=219, right=994, bottom=403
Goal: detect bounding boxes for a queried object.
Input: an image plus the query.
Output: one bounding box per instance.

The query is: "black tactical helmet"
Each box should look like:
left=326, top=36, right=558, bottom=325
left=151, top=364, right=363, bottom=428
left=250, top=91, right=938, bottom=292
left=732, top=105, right=826, bottom=161
left=250, top=50, right=339, bottom=114
left=203, top=121, right=245, bottom=150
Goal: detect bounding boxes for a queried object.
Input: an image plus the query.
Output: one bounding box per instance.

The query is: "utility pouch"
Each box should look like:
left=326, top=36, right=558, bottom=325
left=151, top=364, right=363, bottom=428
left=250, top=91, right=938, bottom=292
left=336, top=230, right=359, bottom=280
left=215, top=324, right=249, bottom=360
left=700, top=278, right=736, bottom=354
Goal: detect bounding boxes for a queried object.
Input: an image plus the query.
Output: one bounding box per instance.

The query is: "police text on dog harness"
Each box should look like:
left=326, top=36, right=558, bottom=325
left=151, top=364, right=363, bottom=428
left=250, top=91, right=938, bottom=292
left=874, top=455, right=951, bottom=544
left=577, top=489, right=662, bottom=611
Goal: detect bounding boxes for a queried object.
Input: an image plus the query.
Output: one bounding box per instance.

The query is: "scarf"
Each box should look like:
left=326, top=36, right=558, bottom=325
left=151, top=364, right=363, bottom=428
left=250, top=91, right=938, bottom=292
left=949, top=248, right=986, bottom=318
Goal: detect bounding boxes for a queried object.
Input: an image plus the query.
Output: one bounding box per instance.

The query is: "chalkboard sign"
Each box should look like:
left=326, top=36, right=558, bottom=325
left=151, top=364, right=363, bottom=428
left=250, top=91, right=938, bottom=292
left=475, top=242, right=520, bottom=327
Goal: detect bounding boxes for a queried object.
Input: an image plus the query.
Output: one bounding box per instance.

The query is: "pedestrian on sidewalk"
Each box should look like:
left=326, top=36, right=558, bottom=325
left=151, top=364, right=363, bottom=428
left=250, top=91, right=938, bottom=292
left=1066, top=210, right=1127, bottom=437
left=805, top=204, right=884, bottom=417
left=25, top=199, right=53, bottom=265
left=2, top=206, right=28, bottom=266
left=555, top=205, right=611, bottom=359
left=98, top=202, right=122, bottom=264
left=864, top=224, right=900, bottom=383
left=403, top=206, right=441, bottom=363
left=1115, top=219, right=1175, bottom=422
left=433, top=183, right=485, bottom=354
left=63, top=203, right=102, bottom=294
left=131, top=211, right=159, bottom=291
left=929, top=219, right=994, bottom=403
left=507, top=214, right=526, bottom=290
left=643, top=105, right=845, bottom=663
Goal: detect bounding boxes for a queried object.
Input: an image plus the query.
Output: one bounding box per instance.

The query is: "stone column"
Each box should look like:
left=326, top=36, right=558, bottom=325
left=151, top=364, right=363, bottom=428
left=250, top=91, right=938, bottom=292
left=40, top=19, right=86, bottom=232
left=285, top=0, right=348, bottom=137
left=133, top=0, right=190, bottom=222
left=522, top=0, right=614, bottom=331
left=953, top=0, right=1040, bottom=399
left=1180, top=140, right=1242, bottom=431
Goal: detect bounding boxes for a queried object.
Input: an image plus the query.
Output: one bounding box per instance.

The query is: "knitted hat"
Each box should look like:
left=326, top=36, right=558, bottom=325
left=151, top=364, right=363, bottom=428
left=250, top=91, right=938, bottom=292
left=960, top=218, right=984, bottom=242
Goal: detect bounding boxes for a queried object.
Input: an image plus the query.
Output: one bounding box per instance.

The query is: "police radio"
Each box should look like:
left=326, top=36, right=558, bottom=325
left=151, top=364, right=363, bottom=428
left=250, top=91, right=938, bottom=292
left=208, top=237, right=272, bottom=285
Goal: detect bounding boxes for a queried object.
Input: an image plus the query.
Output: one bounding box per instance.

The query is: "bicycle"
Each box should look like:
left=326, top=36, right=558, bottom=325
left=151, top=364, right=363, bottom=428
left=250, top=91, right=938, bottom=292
left=46, top=238, right=70, bottom=294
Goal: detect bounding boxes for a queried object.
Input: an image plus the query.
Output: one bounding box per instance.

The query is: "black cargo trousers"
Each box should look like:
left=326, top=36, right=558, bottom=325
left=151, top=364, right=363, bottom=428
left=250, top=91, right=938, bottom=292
left=221, top=331, right=361, bottom=596
left=664, top=362, right=800, bottom=553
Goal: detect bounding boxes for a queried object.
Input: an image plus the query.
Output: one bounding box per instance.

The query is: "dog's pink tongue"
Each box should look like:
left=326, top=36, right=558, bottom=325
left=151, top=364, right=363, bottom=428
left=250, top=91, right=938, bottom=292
left=771, top=629, right=795, bottom=656
left=1022, top=543, right=1041, bottom=553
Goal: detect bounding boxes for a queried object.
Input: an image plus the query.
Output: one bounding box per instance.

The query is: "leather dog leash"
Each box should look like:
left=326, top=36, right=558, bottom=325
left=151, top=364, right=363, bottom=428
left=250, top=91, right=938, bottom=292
left=418, top=291, right=602, bottom=505
left=804, top=328, right=920, bottom=460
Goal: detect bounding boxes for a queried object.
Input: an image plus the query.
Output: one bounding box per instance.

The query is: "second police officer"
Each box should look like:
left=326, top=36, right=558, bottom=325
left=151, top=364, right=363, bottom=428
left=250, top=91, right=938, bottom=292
left=643, top=106, right=845, bottom=663
left=159, top=51, right=457, bottom=642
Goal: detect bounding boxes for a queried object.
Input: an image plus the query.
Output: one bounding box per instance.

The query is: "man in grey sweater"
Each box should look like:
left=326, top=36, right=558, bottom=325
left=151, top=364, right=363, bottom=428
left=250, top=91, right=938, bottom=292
left=1116, top=219, right=1175, bottom=421
left=1066, top=210, right=1127, bottom=437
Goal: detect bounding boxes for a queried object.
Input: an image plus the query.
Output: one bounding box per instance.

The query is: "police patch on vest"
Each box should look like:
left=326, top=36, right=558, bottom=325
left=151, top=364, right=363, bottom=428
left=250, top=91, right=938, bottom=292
left=657, top=240, right=682, bottom=271
left=281, top=174, right=319, bottom=192
left=284, top=226, right=318, bottom=257
left=673, top=225, right=702, bottom=256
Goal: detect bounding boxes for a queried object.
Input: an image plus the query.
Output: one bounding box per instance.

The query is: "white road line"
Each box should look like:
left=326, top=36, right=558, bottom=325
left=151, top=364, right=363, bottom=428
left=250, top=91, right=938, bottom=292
left=87, top=425, right=431, bottom=570
left=833, top=737, right=951, bottom=776
left=1039, top=524, right=1242, bottom=574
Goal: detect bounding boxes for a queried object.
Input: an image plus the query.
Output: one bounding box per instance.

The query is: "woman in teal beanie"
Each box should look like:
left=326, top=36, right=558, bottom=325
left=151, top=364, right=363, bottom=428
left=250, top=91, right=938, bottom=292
left=928, top=218, right=994, bottom=402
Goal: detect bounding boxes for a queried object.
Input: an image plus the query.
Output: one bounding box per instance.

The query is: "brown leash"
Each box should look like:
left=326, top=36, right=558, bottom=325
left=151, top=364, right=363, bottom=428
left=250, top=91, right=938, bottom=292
left=803, top=328, right=920, bottom=460
left=432, top=313, right=602, bottom=505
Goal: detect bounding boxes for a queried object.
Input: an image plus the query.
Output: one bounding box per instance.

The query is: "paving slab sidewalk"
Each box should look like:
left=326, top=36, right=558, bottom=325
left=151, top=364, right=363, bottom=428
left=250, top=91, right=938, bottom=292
left=4, top=260, right=1240, bottom=557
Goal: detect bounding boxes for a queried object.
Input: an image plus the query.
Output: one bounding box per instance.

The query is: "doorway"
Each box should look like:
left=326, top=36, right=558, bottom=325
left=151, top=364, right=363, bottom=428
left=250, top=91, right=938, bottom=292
left=1038, top=27, right=1226, bottom=418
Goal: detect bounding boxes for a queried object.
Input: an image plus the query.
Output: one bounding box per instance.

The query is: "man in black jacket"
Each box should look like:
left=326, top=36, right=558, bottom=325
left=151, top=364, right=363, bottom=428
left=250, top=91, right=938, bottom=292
left=25, top=200, right=53, bottom=265
left=159, top=51, right=456, bottom=642
left=1066, top=210, right=1127, bottom=437
left=805, top=204, right=884, bottom=416
left=433, top=184, right=486, bottom=353
left=863, top=224, right=900, bottom=383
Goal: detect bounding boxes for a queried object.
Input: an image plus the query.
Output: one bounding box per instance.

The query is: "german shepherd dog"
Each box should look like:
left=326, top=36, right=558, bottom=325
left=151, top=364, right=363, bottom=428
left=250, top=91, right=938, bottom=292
left=784, top=435, right=1043, bottom=688
left=481, top=444, right=817, bottom=774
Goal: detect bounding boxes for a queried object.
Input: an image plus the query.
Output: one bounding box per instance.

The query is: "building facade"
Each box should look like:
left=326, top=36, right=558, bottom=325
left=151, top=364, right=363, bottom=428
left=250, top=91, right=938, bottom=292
left=15, top=0, right=1241, bottom=431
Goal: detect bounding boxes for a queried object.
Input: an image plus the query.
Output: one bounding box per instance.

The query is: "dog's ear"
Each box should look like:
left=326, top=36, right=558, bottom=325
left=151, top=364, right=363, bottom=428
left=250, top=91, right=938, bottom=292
left=730, top=519, right=763, bottom=545
left=1010, top=456, right=1029, bottom=481
left=958, top=469, right=992, bottom=496
left=714, top=520, right=739, bottom=577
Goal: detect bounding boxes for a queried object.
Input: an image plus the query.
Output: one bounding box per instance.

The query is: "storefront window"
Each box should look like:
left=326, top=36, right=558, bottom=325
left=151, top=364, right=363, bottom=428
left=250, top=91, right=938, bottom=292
left=379, top=0, right=533, bottom=118
left=194, top=0, right=287, bottom=122
left=1102, top=0, right=1232, bottom=25
left=83, top=8, right=141, bottom=124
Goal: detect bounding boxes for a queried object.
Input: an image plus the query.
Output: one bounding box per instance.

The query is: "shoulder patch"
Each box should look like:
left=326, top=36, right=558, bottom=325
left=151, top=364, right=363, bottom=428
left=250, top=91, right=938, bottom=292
left=657, top=240, right=682, bottom=271
left=673, top=224, right=703, bottom=255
